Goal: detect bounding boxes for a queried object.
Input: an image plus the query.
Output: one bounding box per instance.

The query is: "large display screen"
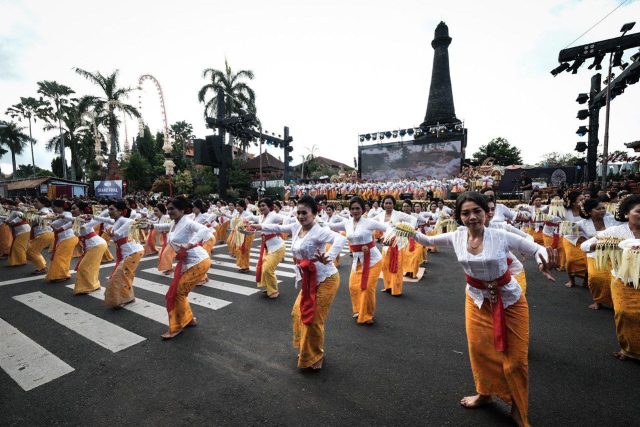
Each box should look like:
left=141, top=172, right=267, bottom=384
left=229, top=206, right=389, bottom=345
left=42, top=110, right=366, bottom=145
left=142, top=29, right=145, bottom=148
left=359, top=140, right=462, bottom=180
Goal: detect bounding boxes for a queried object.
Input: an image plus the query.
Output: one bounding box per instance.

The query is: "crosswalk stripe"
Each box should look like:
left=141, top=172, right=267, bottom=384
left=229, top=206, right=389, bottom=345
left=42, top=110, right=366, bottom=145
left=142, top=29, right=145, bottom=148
left=210, top=260, right=297, bottom=278
left=141, top=267, right=281, bottom=284
left=0, top=318, right=75, bottom=391
left=213, top=253, right=296, bottom=270
left=249, top=248, right=295, bottom=262
left=64, top=286, right=168, bottom=325
left=13, top=292, right=145, bottom=353
left=282, top=243, right=350, bottom=253
left=141, top=269, right=259, bottom=296
left=133, top=278, right=232, bottom=310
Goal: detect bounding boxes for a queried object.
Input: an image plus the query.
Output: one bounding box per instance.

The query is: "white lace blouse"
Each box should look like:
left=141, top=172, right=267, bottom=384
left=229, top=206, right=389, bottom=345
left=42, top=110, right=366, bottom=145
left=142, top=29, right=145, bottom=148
left=77, top=219, right=107, bottom=249
left=93, top=216, right=144, bottom=258
left=415, top=227, right=547, bottom=309
left=51, top=212, right=75, bottom=242
left=260, top=222, right=347, bottom=288
left=328, top=218, right=388, bottom=271
left=245, top=211, right=287, bottom=252
left=155, top=216, right=213, bottom=271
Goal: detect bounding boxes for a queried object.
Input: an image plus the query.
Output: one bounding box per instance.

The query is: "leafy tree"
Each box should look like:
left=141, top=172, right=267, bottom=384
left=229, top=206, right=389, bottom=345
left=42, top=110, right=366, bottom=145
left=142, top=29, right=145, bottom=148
left=74, top=68, right=140, bottom=160
left=5, top=96, right=51, bottom=176
left=535, top=152, right=581, bottom=167
left=51, top=156, right=71, bottom=178
left=228, top=160, right=252, bottom=195
left=135, top=126, right=159, bottom=166
left=121, top=151, right=152, bottom=191
left=14, top=164, right=53, bottom=178
left=471, top=137, right=522, bottom=166
left=0, top=121, right=33, bottom=174
left=37, top=80, right=75, bottom=179
left=174, top=169, right=194, bottom=195
left=169, top=121, right=195, bottom=172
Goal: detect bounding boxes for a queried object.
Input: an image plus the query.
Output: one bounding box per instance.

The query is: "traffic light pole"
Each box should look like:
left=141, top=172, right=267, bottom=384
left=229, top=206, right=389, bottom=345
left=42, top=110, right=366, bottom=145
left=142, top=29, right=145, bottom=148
left=587, top=74, right=601, bottom=182
left=601, top=52, right=614, bottom=190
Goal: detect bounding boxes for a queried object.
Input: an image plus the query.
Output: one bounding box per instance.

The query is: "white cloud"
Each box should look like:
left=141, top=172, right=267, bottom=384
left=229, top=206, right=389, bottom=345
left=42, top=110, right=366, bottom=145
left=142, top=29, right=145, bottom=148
left=1, top=0, right=639, bottom=175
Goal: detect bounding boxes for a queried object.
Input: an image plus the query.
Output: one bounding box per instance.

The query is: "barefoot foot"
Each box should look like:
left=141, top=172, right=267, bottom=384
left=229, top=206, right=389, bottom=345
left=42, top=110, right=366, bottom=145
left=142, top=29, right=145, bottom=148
left=588, top=302, right=600, bottom=310
left=187, top=317, right=198, bottom=327
left=161, top=329, right=183, bottom=340
left=460, top=394, right=493, bottom=408
left=613, top=350, right=628, bottom=361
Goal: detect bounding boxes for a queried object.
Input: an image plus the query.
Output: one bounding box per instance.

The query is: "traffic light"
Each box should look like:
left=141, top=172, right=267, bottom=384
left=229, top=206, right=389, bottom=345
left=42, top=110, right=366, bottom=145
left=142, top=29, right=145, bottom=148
left=575, top=142, right=587, bottom=153
left=283, top=126, right=293, bottom=183
left=577, top=109, right=589, bottom=120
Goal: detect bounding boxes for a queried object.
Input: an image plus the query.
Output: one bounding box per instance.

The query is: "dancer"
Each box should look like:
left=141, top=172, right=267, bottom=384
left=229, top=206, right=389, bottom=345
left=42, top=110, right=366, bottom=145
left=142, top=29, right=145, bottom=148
left=26, top=196, right=54, bottom=274
left=247, top=198, right=286, bottom=299
left=372, top=195, right=417, bottom=296
left=153, top=197, right=213, bottom=339
left=328, top=196, right=388, bottom=324
left=253, top=195, right=347, bottom=370
left=96, top=202, right=115, bottom=263
left=401, top=200, right=424, bottom=279
left=413, top=192, right=556, bottom=427
left=156, top=203, right=176, bottom=275
left=92, top=201, right=144, bottom=308
left=578, top=198, right=620, bottom=309
left=46, top=200, right=78, bottom=282
left=561, top=191, right=588, bottom=288
left=73, top=203, right=108, bottom=294
left=4, top=205, right=30, bottom=267
left=581, top=194, right=640, bottom=361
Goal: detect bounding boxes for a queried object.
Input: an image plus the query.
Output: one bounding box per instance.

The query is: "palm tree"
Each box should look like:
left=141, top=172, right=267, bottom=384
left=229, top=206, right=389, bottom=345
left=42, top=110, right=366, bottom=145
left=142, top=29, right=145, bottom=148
left=37, top=80, right=75, bottom=179
left=6, top=97, right=52, bottom=177
left=0, top=121, right=32, bottom=175
left=198, top=59, right=256, bottom=119
left=43, top=97, right=94, bottom=181
left=73, top=68, right=140, bottom=161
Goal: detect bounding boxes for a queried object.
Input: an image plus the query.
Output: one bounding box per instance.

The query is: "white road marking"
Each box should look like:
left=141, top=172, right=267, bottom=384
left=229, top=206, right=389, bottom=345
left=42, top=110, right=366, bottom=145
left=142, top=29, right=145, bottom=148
left=0, top=318, right=75, bottom=391
left=141, top=270, right=259, bottom=296
left=212, top=253, right=296, bottom=270
left=133, top=278, right=232, bottom=310
left=13, top=292, right=145, bottom=353
left=210, top=260, right=297, bottom=278
left=64, top=286, right=168, bottom=325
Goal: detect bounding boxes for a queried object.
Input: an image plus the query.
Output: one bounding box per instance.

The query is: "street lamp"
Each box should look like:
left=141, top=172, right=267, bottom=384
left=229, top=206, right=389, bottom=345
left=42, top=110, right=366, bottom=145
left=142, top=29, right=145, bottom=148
left=601, top=22, right=635, bottom=190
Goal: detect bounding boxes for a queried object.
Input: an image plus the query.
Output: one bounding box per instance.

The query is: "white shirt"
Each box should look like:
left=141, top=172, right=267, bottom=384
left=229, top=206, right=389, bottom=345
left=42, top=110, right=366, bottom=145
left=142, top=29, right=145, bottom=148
left=32, top=207, right=53, bottom=237
left=372, top=210, right=418, bottom=227
left=260, top=222, right=347, bottom=288
left=329, top=217, right=388, bottom=271
left=436, top=206, right=453, bottom=216
left=94, top=216, right=144, bottom=258
left=415, top=227, right=547, bottom=309
left=51, top=212, right=75, bottom=242
left=246, top=211, right=286, bottom=252
left=7, top=211, right=31, bottom=236
left=155, top=216, right=213, bottom=271
left=78, top=219, right=107, bottom=249
left=492, top=204, right=516, bottom=223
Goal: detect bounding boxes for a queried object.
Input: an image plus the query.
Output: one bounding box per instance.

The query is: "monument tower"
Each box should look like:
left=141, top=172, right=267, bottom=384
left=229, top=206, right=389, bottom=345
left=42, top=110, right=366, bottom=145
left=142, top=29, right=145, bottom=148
left=422, top=21, right=461, bottom=127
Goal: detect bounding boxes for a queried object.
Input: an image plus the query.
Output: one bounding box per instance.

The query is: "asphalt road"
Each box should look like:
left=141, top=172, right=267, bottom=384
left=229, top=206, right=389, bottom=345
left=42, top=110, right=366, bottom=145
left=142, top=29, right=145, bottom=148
left=0, top=240, right=638, bottom=426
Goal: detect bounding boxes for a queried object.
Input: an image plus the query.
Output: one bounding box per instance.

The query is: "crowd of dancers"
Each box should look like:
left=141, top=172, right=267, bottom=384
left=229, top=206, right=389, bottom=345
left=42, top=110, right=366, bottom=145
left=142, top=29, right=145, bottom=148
left=1, top=188, right=639, bottom=427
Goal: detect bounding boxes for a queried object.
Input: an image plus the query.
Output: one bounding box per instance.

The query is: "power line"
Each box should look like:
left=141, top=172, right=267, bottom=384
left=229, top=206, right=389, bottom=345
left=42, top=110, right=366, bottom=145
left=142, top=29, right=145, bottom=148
left=563, top=0, right=631, bottom=49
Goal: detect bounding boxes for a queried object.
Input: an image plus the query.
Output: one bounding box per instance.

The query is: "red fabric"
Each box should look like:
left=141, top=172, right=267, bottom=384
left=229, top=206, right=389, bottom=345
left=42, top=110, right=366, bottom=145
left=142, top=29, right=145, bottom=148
left=388, top=245, right=400, bottom=274
left=349, top=241, right=376, bottom=290
left=408, top=238, right=416, bottom=252
left=465, top=268, right=512, bottom=352
left=51, top=229, right=62, bottom=260
left=111, top=237, right=129, bottom=276
left=255, top=234, right=277, bottom=282
left=551, top=233, right=559, bottom=249
left=98, top=223, right=104, bottom=236
left=296, top=259, right=318, bottom=325
left=165, top=249, right=187, bottom=313
left=74, top=232, right=98, bottom=270
left=145, top=227, right=155, bottom=247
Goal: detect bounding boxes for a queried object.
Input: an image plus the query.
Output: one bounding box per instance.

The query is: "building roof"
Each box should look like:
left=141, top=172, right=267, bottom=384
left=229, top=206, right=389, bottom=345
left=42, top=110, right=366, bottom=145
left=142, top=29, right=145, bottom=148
left=242, top=152, right=284, bottom=170
left=293, top=156, right=354, bottom=171
left=2, top=176, right=88, bottom=191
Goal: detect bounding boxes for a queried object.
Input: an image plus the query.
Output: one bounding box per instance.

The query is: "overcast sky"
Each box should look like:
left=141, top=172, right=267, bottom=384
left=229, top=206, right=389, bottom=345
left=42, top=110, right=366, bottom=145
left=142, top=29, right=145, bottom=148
left=1, top=0, right=639, bottom=176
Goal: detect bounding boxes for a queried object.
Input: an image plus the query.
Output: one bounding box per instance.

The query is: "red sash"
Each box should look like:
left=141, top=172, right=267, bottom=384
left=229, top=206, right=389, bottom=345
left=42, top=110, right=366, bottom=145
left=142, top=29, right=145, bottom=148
left=112, top=237, right=129, bottom=276
left=408, top=238, right=416, bottom=252
left=255, top=234, right=277, bottom=282
left=349, top=241, right=376, bottom=290
left=165, top=249, right=187, bottom=313
left=464, top=268, right=512, bottom=352
left=51, top=229, right=62, bottom=260
left=388, top=245, right=400, bottom=274
left=74, top=232, right=97, bottom=270
left=296, top=259, right=318, bottom=325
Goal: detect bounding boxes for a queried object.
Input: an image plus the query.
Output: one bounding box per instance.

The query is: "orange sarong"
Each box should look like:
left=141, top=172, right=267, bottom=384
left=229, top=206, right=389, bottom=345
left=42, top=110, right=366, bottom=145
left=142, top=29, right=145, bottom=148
left=514, top=271, right=527, bottom=295
left=562, top=237, right=587, bottom=277
left=402, top=240, right=424, bottom=277
left=144, top=228, right=159, bottom=255
left=105, top=251, right=142, bottom=308
left=291, top=272, right=340, bottom=368
left=543, top=234, right=565, bottom=271
left=46, top=236, right=79, bottom=281
left=611, top=278, right=640, bottom=360
left=216, top=220, right=230, bottom=243
left=465, top=293, right=530, bottom=427
left=587, top=258, right=613, bottom=307
left=257, top=245, right=285, bottom=296
left=27, top=232, right=54, bottom=271
left=168, top=258, right=212, bottom=333
left=8, top=232, right=29, bottom=266
left=235, top=233, right=255, bottom=270
left=158, top=234, right=176, bottom=273
left=74, top=244, right=107, bottom=294
left=349, top=260, right=382, bottom=323
left=100, top=231, right=115, bottom=262
left=0, top=223, right=13, bottom=257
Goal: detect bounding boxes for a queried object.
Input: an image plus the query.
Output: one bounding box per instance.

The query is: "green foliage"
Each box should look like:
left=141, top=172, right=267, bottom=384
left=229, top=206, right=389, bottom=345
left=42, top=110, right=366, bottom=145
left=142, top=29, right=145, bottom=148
left=535, top=152, right=581, bottom=167
left=135, top=126, right=159, bottom=166
left=229, top=160, right=252, bottom=195
left=471, top=137, right=522, bottom=166
left=51, top=157, right=70, bottom=178
left=192, top=166, right=218, bottom=196
left=174, top=170, right=194, bottom=195
left=151, top=176, right=172, bottom=195
left=14, top=164, right=53, bottom=178
left=0, top=121, right=31, bottom=174
left=121, top=151, right=152, bottom=191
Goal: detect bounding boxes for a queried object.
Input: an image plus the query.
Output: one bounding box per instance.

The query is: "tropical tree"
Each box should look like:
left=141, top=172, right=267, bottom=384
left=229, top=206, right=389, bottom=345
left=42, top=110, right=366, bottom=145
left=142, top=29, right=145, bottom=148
left=44, top=97, right=94, bottom=181
left=37, top=80, right=75, bottom=179
left=169, top=121, right=195, bottom=172
left=471, top=137, right=522, bottom=166
left=0, top=121, right=33, bottom=175
left=14, top=164, right=53, bottom=179
left=5, top=97, right=51, bottom=177
left=74, top=68, right=140, bottom=161
left=536, top=152, right=581, bottom=167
